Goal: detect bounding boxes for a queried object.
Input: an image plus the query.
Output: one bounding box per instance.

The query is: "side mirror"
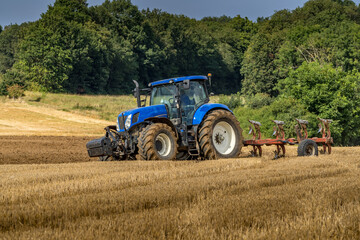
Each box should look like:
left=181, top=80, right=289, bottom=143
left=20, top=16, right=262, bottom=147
left=183, top=80, right=190, bottom=90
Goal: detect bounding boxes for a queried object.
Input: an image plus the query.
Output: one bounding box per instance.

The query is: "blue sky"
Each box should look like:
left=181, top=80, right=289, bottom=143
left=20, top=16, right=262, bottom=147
left=1, top=0, right=360, bottom=27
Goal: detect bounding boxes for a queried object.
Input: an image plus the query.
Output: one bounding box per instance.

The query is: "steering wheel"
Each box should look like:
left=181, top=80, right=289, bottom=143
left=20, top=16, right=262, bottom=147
left=167, top=98, right=176, bottom=108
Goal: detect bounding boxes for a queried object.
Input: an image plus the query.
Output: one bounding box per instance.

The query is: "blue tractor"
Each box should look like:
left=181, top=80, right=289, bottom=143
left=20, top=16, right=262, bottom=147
left=86, top=75, right=243, bottom=160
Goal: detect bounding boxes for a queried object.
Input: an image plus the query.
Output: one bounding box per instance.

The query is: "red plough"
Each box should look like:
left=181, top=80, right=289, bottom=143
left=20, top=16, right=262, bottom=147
left=243, top=118, right=333, bottom=158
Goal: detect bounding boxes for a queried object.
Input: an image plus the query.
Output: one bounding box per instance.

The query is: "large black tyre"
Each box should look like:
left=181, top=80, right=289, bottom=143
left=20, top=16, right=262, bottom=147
left=198, top=110, right=243, bottom=159
left=138, top=123, right=177, bottom=160
left=297, top=139, right=318, bottom=156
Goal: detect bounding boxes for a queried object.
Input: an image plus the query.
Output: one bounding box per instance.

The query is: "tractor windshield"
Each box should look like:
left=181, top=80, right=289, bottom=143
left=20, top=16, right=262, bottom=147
left=150, top=84, right=178, bottom=118
left=150, top=84, right=177, bottom=106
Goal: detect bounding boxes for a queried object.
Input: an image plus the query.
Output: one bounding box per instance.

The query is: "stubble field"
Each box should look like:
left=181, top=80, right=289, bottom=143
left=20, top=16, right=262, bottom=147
left=1, top=97, right=360, bottom=239
left=1, top=140, right=360, bottom=239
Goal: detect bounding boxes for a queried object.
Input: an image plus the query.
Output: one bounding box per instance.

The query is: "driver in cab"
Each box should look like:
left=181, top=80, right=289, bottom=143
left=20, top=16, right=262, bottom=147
left=180, top=86, right=195, bottom=107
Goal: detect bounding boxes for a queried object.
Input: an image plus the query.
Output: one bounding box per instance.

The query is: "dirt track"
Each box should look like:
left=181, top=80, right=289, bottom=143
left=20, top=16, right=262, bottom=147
left=0, top=136, right=95, bottom=164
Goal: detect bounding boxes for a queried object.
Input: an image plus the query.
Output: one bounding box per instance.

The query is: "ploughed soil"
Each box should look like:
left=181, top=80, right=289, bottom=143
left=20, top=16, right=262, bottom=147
left=0, top=136, right=96, bottom=164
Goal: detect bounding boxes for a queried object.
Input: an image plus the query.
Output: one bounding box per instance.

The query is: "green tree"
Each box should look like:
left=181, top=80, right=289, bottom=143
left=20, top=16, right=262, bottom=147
left=241, top=0, right=360, bottom=98
left=0, top=23, right=30, bottom=95
left=241, top=32, right=283, bottom=96
left=9, top=0, right=112, bottom=93
left=199, top=15, right=256, bottom=92
left=0, top=24, right=22, bottom=74
left=90, top=0, right=157, bottom=89
left=145, top=11, right=256, bottom=93
left=277, top=62, right=360, bottom=145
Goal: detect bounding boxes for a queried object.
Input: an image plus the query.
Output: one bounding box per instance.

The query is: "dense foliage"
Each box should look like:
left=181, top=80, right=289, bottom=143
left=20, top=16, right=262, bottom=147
left=0, top=0, right=360, bottom=145
left=0, top=0, right=256, bottom=94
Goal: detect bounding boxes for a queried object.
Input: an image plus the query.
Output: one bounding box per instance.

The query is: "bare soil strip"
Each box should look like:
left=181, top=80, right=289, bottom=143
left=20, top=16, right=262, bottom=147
left=0, top=135, right=94, bottom=164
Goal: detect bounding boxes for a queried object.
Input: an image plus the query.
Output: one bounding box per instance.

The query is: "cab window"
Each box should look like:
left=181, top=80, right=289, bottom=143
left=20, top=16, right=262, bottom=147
left=180, top=81, right=208, bottom=124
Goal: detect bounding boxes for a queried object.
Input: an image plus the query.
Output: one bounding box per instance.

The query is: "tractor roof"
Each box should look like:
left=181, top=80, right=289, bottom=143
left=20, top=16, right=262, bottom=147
left=149, top=75, right=207, bottom=87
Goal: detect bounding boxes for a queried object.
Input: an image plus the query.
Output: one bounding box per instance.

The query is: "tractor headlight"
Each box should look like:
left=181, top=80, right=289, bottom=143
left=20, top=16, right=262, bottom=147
left=125, top=114, right=132, bottom=130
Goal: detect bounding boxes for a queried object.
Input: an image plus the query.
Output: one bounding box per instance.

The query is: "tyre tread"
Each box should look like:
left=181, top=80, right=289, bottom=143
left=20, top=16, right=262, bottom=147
left=138, top=123, right=177, bottom=160
left=198, top=110, right=243, bottom=160
left=297, top=139, right=318, bottom=156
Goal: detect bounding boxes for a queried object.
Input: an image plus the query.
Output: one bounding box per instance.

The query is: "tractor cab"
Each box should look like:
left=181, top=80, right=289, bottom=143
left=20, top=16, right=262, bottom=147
left=134, top=75, right=210, bottom=126
left=149, top=76, right=209, bottom=125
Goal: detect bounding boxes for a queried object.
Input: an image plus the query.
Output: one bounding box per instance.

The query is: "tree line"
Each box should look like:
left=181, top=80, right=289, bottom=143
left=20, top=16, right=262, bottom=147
left=0, top=0, right=360, bottom=145
left=0, top=0, right=255, bottom=94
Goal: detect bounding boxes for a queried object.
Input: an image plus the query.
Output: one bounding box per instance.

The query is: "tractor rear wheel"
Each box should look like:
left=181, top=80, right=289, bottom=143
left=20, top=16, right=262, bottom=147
left=198, top=110, right=243, bottom=159
left=297, top=139, right=318, bottom=156
left=138, top=123, right=177, bottom=160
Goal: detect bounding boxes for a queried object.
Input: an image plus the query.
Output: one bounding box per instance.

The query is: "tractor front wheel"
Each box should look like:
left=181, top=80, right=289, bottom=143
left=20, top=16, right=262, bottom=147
left=138, top=123, right=177, bottom=160
left=198, top=110, right=243, bottom=159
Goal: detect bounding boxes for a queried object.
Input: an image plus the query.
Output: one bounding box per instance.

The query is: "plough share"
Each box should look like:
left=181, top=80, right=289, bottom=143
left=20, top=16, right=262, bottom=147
left=243, top=118, right=333, bottom=159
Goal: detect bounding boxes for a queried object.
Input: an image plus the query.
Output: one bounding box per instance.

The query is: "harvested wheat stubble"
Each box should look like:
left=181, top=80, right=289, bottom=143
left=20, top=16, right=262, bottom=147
left=1, top=146, right=360, bottom=239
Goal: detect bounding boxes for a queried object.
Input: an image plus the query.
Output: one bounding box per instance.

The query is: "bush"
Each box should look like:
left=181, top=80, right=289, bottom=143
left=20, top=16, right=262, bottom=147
left=219, top=92, right=274, bottom=110
left=7, top=84, right=24, bottom=99
left=218, top=92, right=244, bottom=110
left=0, top=74, right=6, bottom=95
left=0, top=70, right=25, bottom=96
left=277, top=62, right=360, bottom=145
left=26, top=82, right=48, bottom=93
left=233, top=97, right=317, bottom=140
left=244, top=93, right=273, bottom=108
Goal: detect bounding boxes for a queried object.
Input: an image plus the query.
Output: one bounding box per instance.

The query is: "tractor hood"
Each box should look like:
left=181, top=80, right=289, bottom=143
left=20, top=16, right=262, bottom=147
left=117, top=105, right=168, bottom=132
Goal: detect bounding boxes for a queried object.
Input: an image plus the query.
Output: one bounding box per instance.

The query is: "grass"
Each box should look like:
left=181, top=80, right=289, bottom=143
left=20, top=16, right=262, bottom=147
left=0, top=101, right=112, bottom=136
left=0, top=92, right=138, bottom=136
left=0, top=91, right=221, bottom=137
left=1, top=146, right=360, bottom=239
left=23, top=91, right=220, bottom=121
left=24, top=91, right=137, bottom=121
